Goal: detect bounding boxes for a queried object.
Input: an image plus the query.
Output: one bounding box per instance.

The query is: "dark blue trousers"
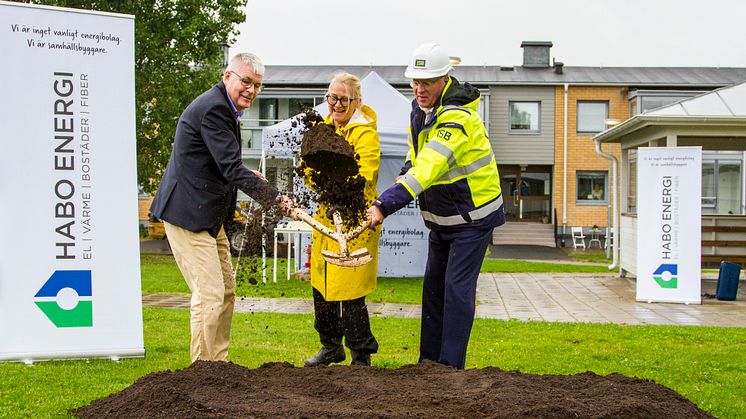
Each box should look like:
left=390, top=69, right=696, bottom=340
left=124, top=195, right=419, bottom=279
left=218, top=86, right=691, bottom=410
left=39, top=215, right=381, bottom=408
left=419, top=227, right=492, bottom=369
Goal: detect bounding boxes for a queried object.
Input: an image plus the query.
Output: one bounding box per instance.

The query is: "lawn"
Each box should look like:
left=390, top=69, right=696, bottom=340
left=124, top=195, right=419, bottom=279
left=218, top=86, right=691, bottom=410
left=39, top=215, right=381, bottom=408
left=140, top=253, right=614, bottom=303
left=3, top=253, right=744, bottom=417
left=1, top=308, right=744, bottom=418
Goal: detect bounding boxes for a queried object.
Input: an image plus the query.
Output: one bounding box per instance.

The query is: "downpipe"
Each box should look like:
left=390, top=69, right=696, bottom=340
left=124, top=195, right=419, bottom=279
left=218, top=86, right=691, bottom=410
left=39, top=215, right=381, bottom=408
left=594, top=138, right=619, bottom=270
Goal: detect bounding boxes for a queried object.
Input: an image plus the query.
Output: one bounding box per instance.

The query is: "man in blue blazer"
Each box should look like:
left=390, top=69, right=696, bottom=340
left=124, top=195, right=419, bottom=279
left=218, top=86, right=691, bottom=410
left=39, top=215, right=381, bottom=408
left=151, top=52, right=289, bottom=362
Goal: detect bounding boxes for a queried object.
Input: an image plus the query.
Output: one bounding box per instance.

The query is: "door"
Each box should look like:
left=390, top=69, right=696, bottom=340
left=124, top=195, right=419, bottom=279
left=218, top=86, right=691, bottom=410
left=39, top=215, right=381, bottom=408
left=499, top=165, right=552, bottom=222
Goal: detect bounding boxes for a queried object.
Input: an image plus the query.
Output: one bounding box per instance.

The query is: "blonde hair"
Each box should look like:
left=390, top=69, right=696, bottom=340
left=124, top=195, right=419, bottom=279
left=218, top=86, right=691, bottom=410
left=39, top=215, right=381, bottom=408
left=328, top=72, right=362, bottom=108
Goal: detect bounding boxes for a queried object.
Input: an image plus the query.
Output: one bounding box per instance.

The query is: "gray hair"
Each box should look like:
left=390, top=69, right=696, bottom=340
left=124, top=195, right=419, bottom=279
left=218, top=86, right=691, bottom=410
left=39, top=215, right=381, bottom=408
left=228, top=53, right=265, bottom=77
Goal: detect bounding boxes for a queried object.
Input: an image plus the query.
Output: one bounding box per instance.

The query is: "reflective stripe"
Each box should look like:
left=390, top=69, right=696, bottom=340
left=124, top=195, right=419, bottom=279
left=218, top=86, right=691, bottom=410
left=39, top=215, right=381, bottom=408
left=421, top=194, right=504, bottom=226
left=439, top=105, right=471, bottom=116
left=436, top=122, right=467, bottom=136
left=424, top=140, right=456, bottom=167
left=400, top=173, right=424, bottom=196
left=468, top=194, right=504, bottom=221
left=405, top=149, right=413, bottom=162
left=421, top=211, right=466, bottom=226
left=439, top=153, right=494, bottom=181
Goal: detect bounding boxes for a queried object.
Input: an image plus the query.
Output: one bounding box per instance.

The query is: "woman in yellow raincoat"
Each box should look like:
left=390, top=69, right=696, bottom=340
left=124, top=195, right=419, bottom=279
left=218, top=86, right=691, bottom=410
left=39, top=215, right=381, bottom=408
left=303, top=72, right=381, bottom=367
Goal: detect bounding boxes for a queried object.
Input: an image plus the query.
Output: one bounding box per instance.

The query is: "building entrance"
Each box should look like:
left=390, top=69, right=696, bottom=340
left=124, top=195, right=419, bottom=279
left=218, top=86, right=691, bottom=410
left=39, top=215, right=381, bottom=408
left=499, top=165, right=552, bottom=222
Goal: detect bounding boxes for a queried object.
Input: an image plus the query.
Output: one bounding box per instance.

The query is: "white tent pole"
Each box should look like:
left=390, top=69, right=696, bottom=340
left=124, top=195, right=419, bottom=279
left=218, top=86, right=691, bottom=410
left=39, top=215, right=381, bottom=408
left=260, top=146, right=267, bottom=284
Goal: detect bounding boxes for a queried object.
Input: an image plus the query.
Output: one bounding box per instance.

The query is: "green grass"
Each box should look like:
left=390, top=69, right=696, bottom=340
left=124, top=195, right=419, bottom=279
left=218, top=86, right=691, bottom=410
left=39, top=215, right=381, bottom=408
left=140, top=254, right=424, bottom=303
left=480, top=258, right=613, bottom=273
left=1, top=308, right=744, bottom=418
left=567, top=251, right=611, bottom=263
left=141, top=253, right=617, bottom=302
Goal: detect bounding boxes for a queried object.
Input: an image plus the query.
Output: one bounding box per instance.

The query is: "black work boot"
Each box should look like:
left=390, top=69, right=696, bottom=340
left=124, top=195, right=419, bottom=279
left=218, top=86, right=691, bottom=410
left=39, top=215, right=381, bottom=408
left=350, top=350, right=371, bottom=366
left=304, top=345, right=345, bottom=367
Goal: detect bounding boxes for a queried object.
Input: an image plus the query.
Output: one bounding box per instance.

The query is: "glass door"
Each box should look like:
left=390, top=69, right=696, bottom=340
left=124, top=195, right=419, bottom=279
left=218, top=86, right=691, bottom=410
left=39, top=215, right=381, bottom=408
left=499, top=165, right=552, bottom=222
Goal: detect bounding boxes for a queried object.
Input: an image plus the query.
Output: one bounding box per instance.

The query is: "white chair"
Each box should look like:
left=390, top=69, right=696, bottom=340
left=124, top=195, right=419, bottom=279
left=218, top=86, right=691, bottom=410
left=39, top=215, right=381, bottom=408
left=571, top=227, right=586, bottom=249
left=603, top=227, right=614, bottom=249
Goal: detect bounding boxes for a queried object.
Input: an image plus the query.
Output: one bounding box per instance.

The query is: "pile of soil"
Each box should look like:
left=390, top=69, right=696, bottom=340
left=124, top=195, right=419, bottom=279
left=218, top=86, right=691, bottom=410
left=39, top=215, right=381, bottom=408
left=73, top=361, right=711, bottom=418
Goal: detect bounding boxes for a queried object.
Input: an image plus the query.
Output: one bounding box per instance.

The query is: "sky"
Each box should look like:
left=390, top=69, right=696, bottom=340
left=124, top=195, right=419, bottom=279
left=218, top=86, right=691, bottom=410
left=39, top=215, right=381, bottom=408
left=231, top=0, right=746, bottom=68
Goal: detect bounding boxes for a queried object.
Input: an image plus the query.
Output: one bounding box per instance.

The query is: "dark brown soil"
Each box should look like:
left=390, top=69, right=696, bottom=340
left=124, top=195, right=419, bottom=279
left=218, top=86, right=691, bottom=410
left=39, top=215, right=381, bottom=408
left=297, top=111, right=368, bottom=229
left=300, top=123, right=359, bottom=179
left=72, top=361, right=712, bottom=418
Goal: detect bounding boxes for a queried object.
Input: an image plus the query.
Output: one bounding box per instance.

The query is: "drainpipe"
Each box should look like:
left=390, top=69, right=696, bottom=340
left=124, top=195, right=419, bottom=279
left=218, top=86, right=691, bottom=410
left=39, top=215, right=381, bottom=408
left=562, top=84, right=568, bottom=234
left=594, top=138, right=619, bottom=270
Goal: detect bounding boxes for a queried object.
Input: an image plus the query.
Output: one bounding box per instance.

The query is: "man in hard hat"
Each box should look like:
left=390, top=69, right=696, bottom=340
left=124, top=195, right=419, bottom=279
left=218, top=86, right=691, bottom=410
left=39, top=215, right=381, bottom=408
left=366, top=43, right=504, bottom=369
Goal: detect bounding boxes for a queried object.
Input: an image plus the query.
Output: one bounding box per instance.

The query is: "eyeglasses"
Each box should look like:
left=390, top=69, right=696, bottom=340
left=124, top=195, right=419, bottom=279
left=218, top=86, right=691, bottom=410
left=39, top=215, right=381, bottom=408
left=230, top=71, right=263, bottom=92
left=409, top=77, right=444, bottom=88
left=325, top=94, right=356, bottom=107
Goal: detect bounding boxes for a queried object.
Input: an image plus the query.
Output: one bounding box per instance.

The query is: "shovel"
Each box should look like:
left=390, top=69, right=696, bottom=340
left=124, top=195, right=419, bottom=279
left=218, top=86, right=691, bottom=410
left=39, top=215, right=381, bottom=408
left=290, top=208, right=372, bottom=267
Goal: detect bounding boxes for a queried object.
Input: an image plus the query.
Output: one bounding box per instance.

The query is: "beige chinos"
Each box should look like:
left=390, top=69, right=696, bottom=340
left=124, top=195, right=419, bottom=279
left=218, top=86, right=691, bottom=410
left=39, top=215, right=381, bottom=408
left=164, top=221, right=235, bottom=362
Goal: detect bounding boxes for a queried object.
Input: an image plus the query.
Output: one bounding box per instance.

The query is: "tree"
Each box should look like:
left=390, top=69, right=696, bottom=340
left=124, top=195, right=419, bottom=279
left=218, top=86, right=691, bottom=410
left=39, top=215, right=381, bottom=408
left=21, top=0, right=247, bottom=192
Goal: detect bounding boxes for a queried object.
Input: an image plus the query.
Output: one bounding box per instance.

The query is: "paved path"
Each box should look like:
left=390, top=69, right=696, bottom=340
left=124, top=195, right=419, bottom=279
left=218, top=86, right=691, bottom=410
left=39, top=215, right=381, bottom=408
left=143, top=273, right=746, bottom=327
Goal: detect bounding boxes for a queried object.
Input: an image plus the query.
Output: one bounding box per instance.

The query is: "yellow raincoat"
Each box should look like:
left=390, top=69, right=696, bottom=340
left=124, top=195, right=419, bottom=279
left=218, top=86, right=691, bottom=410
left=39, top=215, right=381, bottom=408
left=307, top=105, right=381, bottom=301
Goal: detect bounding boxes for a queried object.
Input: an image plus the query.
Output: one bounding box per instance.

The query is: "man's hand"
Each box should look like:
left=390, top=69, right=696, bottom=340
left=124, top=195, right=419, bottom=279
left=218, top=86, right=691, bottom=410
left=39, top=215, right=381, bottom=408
left=277, top=195, right=297, bottom=218
left=252, top=170, right=267, bottom=182
left=366, top=205, right=384, bottom=228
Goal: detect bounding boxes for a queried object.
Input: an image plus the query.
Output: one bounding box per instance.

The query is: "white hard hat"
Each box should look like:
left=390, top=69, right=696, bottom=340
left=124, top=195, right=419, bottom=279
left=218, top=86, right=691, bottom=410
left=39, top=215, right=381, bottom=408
left=404, top=43, right=453, bottom=79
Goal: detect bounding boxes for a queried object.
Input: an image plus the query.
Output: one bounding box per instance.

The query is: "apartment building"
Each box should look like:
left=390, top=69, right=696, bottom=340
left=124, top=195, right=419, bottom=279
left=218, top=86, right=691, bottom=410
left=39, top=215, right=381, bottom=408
left=249, top=42, right=746, bottom=247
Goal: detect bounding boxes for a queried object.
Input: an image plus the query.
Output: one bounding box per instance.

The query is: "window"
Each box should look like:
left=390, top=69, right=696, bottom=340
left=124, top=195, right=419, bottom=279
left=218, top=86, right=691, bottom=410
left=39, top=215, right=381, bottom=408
left=628, top=90, right=703, bottom=115
left=259, top=98, right=278, bottom=127
left=626, top=149, right=637, bottom=213
left=577, top=171, right=607, bottom=203
left=289, top=98, right=315, bottom=116
left=509, top=101, right=540, bottom=133
left=577, top=101, right=608, bottom=133
left=702, top=157, right=743, bottom=215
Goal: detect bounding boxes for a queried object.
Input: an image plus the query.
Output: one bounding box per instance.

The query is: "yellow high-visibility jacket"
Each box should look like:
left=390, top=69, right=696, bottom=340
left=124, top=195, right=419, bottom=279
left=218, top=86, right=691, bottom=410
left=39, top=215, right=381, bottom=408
left=375, top=76, right=505, bottom=231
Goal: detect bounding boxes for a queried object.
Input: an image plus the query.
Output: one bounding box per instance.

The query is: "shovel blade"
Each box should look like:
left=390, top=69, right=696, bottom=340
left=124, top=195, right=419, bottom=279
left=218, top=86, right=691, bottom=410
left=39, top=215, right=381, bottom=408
left=321, top=248, right=372, bottom=267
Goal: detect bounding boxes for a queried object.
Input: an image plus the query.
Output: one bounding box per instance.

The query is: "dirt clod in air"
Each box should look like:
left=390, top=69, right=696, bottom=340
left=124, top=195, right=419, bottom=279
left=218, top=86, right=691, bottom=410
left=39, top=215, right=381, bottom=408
left=297, top=110, right=368, bottom=229
left=72, top=360, right=713, bottom=418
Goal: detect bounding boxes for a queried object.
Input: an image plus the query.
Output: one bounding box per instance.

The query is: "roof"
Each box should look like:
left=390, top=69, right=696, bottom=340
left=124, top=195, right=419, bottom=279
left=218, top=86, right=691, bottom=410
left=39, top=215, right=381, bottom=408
left=263, top=65, right=746, bottom=88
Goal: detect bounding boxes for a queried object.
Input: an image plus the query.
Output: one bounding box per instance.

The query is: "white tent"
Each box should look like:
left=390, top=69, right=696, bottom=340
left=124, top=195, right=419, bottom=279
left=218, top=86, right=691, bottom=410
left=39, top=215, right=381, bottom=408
left=261, top=71, right=427, bottom=277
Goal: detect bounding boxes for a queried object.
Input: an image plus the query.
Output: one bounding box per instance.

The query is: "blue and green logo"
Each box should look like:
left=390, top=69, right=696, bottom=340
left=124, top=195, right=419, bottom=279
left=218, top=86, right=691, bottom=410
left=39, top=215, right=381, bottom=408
left=34, top=270, right=93, bottom=328
left=652, top=264, right=678, bottom=289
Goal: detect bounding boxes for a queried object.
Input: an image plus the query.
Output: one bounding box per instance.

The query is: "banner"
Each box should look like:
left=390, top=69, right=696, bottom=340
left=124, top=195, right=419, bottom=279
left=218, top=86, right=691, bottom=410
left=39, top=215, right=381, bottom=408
left=636, top=147, right=701, bottom=304
left=377, top=157, right=428, bottom=277
left=0, top=2, right=143, bottom=361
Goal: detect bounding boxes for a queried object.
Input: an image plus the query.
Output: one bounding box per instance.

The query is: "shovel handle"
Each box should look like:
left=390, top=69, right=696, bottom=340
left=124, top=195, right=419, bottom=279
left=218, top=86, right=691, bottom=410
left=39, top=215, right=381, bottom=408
left=344, top=219, right=372, bottom=241
left=291, top=208, right=337, bottom=240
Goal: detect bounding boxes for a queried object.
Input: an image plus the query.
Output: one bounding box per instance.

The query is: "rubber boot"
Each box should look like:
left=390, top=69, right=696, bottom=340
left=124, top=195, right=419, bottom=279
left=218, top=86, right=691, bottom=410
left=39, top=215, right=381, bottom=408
left=350, top=350, right=371, bottom=366
left=304, top=345, right=345, bottom=367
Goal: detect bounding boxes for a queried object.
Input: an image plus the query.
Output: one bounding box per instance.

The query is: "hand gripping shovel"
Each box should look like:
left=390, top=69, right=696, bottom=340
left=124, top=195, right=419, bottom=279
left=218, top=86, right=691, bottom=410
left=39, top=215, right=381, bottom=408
left=291, top=208, right=372, bottom=267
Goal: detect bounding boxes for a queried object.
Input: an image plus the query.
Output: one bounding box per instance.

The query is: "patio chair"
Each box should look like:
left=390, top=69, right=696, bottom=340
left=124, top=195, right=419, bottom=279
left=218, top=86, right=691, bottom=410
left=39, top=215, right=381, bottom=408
left=571, top=227, right=586, bottom=249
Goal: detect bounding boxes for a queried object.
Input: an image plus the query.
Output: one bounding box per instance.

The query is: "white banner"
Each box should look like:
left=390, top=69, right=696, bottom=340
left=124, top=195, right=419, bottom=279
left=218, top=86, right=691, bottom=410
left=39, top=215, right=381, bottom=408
left=0, top=2, right=143, bottom=361
left=377, top=157, right=428, bottom=277
left=636, top=147, right=701, bottom=304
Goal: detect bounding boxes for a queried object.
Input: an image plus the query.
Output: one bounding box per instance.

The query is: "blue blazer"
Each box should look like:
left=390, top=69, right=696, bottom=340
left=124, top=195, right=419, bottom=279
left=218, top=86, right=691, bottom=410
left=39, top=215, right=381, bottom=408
left=150, top=81, right=277, bottom=237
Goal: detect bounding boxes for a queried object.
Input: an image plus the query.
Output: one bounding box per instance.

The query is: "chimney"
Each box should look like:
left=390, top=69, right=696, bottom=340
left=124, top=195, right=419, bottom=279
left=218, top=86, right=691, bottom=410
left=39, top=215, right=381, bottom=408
left=520, top=41, right=553, bottom=68
left=553, top=58, right=564, bottom=74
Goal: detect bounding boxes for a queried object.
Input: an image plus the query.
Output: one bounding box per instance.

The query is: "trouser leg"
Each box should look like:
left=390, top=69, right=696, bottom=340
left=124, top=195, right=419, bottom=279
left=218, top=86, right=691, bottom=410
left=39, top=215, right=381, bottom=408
left=312, top=287, right=343, bottom=347
left=164, top=222, right=233, bottom=362
left=419, top=230, right=449, bottom=363
left=213, top=227, right=235, bottom=361
left=438, top=227, right=492, bottom=369
left=341, top=296, right=378, bottom=355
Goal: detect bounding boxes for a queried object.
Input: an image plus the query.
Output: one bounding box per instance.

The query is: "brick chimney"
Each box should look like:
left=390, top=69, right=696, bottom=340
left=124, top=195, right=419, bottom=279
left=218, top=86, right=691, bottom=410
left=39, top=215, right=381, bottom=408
left=521, top=41, right=553, bottom=68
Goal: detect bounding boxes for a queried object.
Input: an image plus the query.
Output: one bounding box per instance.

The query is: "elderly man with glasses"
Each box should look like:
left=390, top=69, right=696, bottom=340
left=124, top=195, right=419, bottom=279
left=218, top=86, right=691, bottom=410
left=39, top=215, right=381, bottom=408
left=151, top=53, right=292, bottom=363
left=367, top=43, right=505, bottom=369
